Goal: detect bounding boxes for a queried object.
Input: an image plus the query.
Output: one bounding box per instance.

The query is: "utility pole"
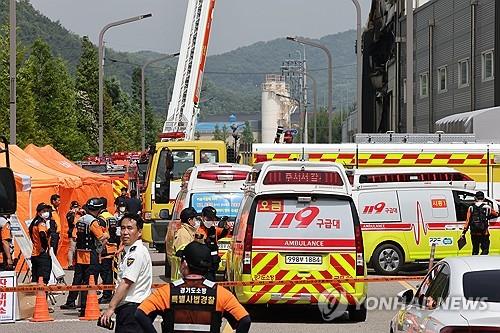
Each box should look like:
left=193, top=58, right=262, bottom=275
left=287, top=37, right=333, bottom=143
left=9, top=0, right=16, bottom=145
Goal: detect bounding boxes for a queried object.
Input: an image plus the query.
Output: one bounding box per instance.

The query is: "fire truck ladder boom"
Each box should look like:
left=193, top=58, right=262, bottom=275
left=163, top=0, right=215, bottom=141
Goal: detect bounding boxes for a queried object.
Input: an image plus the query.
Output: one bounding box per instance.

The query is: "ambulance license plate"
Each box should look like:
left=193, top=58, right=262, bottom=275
left=285, top=255, right=322, bottom=264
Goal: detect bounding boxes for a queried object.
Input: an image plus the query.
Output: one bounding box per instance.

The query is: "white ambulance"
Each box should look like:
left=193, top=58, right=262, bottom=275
left=164, top=163, right=251, bottom=280
left=227, top=161, right=368, bottom=321
left=349, top=167, right=500, bottom=275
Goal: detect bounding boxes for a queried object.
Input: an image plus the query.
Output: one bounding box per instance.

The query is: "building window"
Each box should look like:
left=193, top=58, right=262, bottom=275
left=438, top=66, right=447, bottom=93
left=419, top=72, right=429, bottom=98
left=482, top=50, right=494, bottom=82
left=458, top=59, right=469, bottom=88
left=403, top=79, right=407, bottom=104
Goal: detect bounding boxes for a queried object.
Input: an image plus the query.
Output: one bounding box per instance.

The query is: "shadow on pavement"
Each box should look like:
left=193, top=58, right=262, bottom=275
left=246, top=304, right=358, bottom=324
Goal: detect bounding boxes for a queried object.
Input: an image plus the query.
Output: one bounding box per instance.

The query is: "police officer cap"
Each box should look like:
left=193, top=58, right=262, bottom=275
left=86, top=197, right=105, bottom=211
left=182, top=241, right=212, bottom=271
left=36, top=203, right=52, bottom=212
left=201, top=206, right=218, bottom=220
left=180, top=207, right=198, bottom=222
left=475, top=191, right=485, bottom=200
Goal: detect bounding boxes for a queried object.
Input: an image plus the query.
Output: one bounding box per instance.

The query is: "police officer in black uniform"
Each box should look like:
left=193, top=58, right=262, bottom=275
left=60, top=198, right=109, bottom=315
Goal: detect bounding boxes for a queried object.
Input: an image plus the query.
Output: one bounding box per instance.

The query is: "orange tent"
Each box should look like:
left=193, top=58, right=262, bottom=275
left=24, top=144, right=114, bottom=267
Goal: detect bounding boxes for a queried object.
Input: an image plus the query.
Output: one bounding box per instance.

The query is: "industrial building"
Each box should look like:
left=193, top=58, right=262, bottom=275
left=362, top=0, right=499, bottom=134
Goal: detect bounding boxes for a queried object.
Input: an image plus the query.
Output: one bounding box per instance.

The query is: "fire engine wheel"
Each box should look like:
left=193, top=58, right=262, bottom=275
left=372, top=244, right=403, bottom=275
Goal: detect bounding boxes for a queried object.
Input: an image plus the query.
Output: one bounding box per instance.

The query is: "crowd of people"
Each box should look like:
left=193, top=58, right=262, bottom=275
left=0, top=188, right=250, bottom=332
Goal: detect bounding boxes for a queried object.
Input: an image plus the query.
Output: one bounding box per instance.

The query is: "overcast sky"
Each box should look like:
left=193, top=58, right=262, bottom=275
left=28, top=0, right=372, bottom=55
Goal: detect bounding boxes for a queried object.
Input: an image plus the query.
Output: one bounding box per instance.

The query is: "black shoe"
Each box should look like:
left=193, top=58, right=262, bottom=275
left=98, top=297, right=111, bottom=304
left=60, top=303, right=77, bottom=310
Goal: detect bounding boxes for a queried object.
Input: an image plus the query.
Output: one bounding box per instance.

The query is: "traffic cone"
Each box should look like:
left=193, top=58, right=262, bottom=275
left=30, top=277, right=54, bottom=322
left=79, top=275, right=101, bottom=321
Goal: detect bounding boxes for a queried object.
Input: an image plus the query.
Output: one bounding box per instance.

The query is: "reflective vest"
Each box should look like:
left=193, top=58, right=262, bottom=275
left=99, top=211, right=119, bottom=245
left=162, top=279, right=221, bottom=333
left=75, top=214, right=97, bottom=251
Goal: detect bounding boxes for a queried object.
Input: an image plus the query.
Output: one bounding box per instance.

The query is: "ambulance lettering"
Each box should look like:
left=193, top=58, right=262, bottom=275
left=284, top=240, right=325, bottom=247
left=362, top=202, right=398, bottom=215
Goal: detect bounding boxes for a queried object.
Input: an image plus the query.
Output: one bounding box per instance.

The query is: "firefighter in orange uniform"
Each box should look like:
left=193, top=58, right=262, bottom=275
left=0, top=215, right=14, bottom=271
left=98, top=197, right=120, bottom=304
left=135, top=241, right=251, bottom=333
left=60, top=198, right=109, bottom=316
left=29, top=203, right=53, bottom=284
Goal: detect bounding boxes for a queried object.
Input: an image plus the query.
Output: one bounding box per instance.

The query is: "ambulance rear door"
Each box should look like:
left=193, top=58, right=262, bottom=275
left=248, top=193, right=360, bottom=302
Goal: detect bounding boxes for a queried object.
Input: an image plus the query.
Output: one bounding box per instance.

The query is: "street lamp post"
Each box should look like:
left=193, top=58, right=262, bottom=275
left=287, top=36, right=333, bottom=143
left=141, top=52, right=180, bottom=151
left=9, top=0, right=16, bottom=144
left=351, top=0, right=363, bottom=134
left=98, top=13, right=152, bottom=157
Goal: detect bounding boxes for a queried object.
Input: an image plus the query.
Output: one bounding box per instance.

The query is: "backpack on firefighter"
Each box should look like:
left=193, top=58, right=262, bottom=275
left=470, top=203, right=490, bottom=233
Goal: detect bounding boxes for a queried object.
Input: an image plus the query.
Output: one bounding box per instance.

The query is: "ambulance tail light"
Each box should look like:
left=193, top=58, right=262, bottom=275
left=263, top=171, right=344, bottom=186
left=354, top=223, right=365, bottom=276
left=242, top=222, right=254, bottom=274
left=440, top=327, right=500, bottom=333
left=197, top=170, right=248, bottom=181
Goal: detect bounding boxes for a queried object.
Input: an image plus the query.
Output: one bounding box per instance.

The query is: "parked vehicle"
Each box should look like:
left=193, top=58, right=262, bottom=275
left=226, top=161, right=368, bottom=321
left=391, top=256, right=500, bottom=332
left=349, top=167, right=500, bottom=275
left=165, top=163, right=251, bottom=280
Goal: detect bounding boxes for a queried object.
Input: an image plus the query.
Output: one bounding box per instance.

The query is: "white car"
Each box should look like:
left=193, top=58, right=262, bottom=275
left=391, top=256, right=500, bottom=332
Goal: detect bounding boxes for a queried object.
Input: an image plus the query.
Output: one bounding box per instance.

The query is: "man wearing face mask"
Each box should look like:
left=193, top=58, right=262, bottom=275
left=115, top=201, right=128, bottom=221
left=173, top=208, right=199, bottom=256
left=197, top=206, right=230, bottom=281
left=29, top=203, right=53, bottom=284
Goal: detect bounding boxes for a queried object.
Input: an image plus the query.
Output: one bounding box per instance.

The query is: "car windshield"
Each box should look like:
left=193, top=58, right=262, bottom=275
left=463, top=270, right=500, bottom=303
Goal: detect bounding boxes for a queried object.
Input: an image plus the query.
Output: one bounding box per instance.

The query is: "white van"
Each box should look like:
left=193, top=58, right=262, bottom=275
left=227, top=161, right=368, bottom=321
left=164, top=163, right=251, bottom=279
left=349, top=168, right=500, bottom=275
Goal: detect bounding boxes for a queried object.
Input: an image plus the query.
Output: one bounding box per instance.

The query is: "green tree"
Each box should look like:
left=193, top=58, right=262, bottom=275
left=24, top=38, right=87, bottom=158
left=307, top=108, right=342, bottom=144
left=75, top=36, right=99, bottom=153
left=131, top=67, right=161, bottom=147
left=212, top=124, right=223, bottom=141
left=240, top=121, right=254, bottom=144
left=104, top=77, right=139, bottom=152
left=0, top=25, right=39, bottom=147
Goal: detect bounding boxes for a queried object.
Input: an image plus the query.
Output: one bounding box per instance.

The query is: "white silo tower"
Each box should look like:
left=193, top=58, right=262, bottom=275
left=261, top=75, right=297, bottom=143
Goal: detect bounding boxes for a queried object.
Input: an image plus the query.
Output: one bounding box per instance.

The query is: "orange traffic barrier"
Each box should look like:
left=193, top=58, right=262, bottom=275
left=30, top=277, right=54, bottom=322
left=79, top=275, right=100, bottom=321
left=0, top=275, right=424, bottom=293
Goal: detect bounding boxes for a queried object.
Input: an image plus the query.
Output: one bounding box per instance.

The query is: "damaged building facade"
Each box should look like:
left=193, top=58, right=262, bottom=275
left=362, top=0, right=500, bottom=133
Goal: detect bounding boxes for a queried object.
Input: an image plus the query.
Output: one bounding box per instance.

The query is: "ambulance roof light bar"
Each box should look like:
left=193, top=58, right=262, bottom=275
left=263, top=170, right=344, bottom=186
